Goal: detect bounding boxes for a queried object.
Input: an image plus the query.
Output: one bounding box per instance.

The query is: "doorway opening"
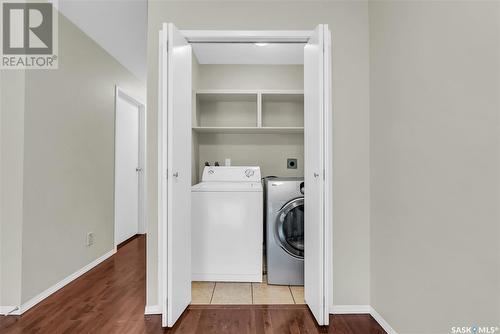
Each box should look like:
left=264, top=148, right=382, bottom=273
left=114, top=87, right=147, bottom=248
left=157, top=25, right=332, bottom=328
left=189, top=42, right=305, bottom=306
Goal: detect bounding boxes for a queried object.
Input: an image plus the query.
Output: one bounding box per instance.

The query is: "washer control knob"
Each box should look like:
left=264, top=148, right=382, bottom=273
left=245, top=169, right=255, bottom=178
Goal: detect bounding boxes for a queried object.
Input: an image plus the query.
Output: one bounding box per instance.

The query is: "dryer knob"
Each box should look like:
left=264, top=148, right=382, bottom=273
left=245, top=169, right=255, bottom=178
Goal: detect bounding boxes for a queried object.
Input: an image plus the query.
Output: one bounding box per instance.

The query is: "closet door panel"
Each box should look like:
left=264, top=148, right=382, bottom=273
left=159, top=22, right=192, bottom=328
left=304, top=24, right=330, bottom=326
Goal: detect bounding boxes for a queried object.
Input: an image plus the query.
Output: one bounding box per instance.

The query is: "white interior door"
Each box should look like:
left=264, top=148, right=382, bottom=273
left=115, top=90, right=139, bottom=245
left=304, top=24, right=330, bottom=326
left=159, top=23, right=192, bottom=327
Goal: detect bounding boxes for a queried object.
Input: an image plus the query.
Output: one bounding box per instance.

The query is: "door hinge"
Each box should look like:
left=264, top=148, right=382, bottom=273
left=323, top=169, right=325, bottom=180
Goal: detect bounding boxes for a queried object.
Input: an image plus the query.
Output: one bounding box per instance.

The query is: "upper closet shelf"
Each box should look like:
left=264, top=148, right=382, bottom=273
left=192, top=126, right=304, bottom=134
left=195, top=89, right=304, bottom=95
left=194, top=90, right=304, bottom=132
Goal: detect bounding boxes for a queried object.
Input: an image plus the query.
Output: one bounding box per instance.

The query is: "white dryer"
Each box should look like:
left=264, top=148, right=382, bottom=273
left=266, top=177, right=304, bottom=285
left=191, top=166, right=263, bottom=282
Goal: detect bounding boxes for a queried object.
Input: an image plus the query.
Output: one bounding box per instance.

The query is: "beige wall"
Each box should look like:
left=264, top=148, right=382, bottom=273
left=1, top=12, right=145, bottom=306
left=197, top=64, right=303, bottom=91
left=0, top=71, right=25, bottom=307
left=147, top=0, right=370, bottom=307
left=369, top=1, right=500, bottom=333
left=198, top=133, right=304, bottom=180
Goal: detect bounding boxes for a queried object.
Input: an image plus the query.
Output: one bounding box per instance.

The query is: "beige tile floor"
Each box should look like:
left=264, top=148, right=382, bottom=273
left=191, top=276, right=305, bottom=305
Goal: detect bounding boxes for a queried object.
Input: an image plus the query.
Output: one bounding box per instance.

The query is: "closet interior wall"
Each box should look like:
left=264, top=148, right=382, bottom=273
left=191, top=61, right=305, bottom=183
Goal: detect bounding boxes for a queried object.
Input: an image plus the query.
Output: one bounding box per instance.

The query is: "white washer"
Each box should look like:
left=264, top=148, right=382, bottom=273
left=192, top=166, right=263, bottom=282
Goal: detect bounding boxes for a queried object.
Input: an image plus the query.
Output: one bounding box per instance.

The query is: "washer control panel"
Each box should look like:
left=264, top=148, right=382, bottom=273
left=202, top=166, right=261, bottom=182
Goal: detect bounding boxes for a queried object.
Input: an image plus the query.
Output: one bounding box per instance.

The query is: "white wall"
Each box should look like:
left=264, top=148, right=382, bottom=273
left=147, top=0, right=370, bottom=308
left=369, top=1, right=500, bottom=333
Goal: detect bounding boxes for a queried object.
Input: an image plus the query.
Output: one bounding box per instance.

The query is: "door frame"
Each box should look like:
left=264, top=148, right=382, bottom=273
left=156, top=27, right=333, bottom=320
left=114, top=86, right=147, bottom=248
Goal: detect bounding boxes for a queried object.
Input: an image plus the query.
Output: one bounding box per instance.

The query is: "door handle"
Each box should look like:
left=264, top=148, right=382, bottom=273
left=136, top=167, right=142, bottom=172
left=314, top=172, right=320, bottom=178
left=173, top=172, right=179, bottom=178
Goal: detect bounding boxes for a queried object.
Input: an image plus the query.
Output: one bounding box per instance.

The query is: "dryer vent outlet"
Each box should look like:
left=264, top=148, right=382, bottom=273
left=287, top=158, right=297, bottom=169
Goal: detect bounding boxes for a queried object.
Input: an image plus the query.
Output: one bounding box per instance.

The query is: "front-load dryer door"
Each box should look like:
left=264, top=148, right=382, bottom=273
left=276, top=198, right=304, bottom=259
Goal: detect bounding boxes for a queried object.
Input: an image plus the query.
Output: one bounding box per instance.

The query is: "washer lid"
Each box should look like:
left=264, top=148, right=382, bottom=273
left=192, top=181, right=263, bottom=192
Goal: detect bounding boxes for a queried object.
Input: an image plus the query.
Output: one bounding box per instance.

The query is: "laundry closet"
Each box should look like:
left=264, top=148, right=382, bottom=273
left=189, top=42, right=305, bottom=295
left=157, top=24, right=331, bottom=328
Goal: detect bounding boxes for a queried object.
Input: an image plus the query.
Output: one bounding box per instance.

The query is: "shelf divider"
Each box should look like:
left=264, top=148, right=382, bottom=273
left=257, top=92, right=262, bottom=128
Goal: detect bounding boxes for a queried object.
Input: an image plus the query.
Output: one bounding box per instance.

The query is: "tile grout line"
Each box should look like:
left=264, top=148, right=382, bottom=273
left=209, top=282, right=216, bottom=304
left=289, top=286, right=296, bottom=304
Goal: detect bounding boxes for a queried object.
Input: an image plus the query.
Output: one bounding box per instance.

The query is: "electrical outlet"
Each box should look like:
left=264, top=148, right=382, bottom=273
left=287, top=158, right=298, bottom=169
left=86, top=232, right=94, bottom=247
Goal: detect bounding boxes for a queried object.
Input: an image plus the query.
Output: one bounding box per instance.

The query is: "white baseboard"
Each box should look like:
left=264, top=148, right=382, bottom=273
left=331, top=304, right=371, bottom=314
left=370, top=307, right=398, bottom=334
left=12, top=249, right=116, bottom=315
left=0, top=306, right=20, bottom=316
left=330, top=304, right=397, bottom=334
left=144, top=305, right=161, bottom=315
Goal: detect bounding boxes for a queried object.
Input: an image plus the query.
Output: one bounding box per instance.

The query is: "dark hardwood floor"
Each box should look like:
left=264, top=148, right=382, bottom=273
left=0, top=235, right=386, bottom=334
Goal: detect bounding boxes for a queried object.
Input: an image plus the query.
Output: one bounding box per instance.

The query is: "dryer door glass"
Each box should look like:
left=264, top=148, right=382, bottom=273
left=277, top=198, right=304, bottom=258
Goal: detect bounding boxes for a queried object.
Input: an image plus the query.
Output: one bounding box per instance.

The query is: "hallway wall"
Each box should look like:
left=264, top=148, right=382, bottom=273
left=0, top=71, right=25, bottom=308
left=1, top=11, right=145, bottom=309
left=19, top=13, right=145, bottom=304
left=369, top=1, right=500, bottom=333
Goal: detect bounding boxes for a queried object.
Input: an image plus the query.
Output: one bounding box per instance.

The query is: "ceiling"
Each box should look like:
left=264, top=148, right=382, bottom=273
left=57, top=0, right=147, bottom=81
left=55, top=1, right=303, bottom=77
left=192, top=43, right=305, bottom=65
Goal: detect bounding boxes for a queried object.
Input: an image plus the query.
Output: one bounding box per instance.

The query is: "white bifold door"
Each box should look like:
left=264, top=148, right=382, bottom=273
left=304, top=24, right=331, bottom=326
left=158, top=23, right=192, bottom=327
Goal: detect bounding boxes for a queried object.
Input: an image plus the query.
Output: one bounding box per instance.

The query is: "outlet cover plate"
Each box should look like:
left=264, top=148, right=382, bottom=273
left=86, top=232, right=94, bottom=246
